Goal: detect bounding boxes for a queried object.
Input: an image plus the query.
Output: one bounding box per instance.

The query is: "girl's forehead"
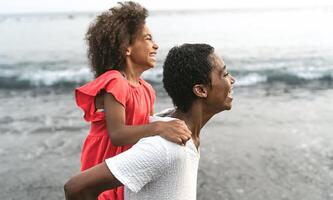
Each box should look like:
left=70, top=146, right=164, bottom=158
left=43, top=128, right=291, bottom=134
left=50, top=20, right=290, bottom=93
left=141, top=25, right=151, bottom=34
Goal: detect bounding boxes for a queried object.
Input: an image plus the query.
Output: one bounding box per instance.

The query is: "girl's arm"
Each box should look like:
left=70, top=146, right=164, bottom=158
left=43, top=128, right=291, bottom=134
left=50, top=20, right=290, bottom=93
left=104, top=93, right=191, bottom=146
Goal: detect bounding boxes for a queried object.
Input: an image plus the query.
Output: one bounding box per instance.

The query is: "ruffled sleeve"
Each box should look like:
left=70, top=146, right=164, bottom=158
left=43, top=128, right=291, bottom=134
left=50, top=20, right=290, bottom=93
left=75, top=70, right=128, bottom=122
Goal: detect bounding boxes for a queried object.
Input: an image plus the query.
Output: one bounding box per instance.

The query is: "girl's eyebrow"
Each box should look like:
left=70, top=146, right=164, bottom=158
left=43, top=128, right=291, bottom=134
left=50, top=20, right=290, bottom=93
left=223, top=64, right=227, bottom=70
left=144, top=33, right=152, bottom=38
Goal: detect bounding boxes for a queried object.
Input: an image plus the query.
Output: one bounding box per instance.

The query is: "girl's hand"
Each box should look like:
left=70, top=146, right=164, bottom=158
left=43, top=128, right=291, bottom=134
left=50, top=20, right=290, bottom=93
left=157, top=120, right=192, bottom=145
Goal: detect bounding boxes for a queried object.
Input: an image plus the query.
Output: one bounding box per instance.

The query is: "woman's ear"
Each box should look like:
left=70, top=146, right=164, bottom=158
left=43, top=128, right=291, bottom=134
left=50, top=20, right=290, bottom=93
left=193, top=84, right=208, bottom=98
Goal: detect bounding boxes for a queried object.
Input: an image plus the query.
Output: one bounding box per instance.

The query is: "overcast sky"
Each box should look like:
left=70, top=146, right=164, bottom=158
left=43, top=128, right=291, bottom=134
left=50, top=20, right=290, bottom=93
left=1, top=0, right=333, bottom=14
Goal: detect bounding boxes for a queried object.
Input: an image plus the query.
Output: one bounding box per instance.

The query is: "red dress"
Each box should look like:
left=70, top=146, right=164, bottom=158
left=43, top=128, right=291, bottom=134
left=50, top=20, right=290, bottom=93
left=75, top=70, right=155, bottom=200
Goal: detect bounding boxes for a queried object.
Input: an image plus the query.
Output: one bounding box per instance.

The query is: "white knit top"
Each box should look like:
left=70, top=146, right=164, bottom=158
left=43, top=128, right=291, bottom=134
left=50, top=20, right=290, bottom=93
left=105, top=116, right=200, bottom=200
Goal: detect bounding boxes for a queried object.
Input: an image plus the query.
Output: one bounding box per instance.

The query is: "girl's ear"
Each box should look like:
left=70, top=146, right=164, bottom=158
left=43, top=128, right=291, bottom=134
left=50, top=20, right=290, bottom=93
left=193, top=84, right=208, bottom=98
left=125, top=47, right=131, bottom=56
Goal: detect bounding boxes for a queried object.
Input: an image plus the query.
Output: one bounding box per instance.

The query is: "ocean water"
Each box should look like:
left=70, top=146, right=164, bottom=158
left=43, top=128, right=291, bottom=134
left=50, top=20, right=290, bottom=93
left=1, top=8, right=333, bottom=200
left=0, top=8, right=333, bottom=90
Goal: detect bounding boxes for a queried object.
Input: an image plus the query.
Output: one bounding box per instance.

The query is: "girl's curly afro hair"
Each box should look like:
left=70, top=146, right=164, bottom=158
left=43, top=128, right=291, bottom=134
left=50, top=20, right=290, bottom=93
left=86, top=1, right=148, bottom=77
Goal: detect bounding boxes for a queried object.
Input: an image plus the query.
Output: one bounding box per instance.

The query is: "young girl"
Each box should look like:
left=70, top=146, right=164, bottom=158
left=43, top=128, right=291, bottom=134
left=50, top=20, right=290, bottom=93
left=75, top=2, right=191, bottom=200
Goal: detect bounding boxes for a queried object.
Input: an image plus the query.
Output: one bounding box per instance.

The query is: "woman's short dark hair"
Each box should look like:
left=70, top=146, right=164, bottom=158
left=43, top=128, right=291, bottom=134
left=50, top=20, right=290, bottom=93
left=163, top=43, right=215, bottom=112
left=86, top=1, right=148, bottom=77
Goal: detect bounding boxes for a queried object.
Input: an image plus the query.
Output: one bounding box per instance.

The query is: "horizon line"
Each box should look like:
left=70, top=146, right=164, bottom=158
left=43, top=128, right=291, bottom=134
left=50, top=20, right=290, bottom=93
left=0, top=5, right=332, bottom=16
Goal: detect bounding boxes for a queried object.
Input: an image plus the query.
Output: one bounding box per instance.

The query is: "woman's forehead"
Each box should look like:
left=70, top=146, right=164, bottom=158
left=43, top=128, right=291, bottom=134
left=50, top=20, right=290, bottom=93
left=211, top=53, right=225, bottom=70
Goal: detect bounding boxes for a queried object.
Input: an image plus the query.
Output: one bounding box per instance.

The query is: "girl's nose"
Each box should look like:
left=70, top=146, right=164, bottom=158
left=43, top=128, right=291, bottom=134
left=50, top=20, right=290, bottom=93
left=153, top=42, right=159, bottom=50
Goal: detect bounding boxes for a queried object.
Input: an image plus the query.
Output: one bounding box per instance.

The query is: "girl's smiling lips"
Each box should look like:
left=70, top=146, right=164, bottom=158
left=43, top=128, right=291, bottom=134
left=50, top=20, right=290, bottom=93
left=149, top=52, right=157, bottom=60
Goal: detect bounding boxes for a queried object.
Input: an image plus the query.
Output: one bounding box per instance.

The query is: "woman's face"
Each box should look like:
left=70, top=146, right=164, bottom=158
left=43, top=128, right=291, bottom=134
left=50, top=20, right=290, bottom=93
left=206, top=53, right=235, bottom=112
left=126, top=24, right=159, bottom=70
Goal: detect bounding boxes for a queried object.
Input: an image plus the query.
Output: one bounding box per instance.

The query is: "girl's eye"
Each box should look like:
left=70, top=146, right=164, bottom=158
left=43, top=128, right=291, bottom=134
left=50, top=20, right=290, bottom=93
left=223, top=72, right=229, bottom=77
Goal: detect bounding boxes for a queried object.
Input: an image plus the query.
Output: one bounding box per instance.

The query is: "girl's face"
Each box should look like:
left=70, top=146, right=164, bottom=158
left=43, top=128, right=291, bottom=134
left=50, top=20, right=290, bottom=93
left=126, top=24, right=159, bottom=70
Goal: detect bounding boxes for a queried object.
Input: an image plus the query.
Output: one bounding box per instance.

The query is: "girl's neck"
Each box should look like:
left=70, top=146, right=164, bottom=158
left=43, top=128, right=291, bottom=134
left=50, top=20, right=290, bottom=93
left=121, top=65, right=144, bottom=85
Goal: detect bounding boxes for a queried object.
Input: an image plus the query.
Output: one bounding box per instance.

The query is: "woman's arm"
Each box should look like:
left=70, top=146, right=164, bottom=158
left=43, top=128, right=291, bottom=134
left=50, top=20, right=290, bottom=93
left=104, top=93, right=191, bottom=146
left=64, top=162, right=122, bottom=200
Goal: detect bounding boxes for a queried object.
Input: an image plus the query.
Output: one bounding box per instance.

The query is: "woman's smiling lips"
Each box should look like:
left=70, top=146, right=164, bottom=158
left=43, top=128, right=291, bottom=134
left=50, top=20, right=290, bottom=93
left=228, top=87, right=233, bottom=100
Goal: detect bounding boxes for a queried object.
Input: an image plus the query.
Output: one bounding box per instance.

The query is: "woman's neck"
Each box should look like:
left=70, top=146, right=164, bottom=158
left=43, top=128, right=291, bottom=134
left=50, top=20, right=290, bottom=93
left=171, top=103, right=215, bottom=147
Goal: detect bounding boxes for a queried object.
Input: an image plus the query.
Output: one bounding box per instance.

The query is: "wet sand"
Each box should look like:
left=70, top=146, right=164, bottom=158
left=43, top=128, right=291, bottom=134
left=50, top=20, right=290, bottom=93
left=0, top=88, right=332, bottom=200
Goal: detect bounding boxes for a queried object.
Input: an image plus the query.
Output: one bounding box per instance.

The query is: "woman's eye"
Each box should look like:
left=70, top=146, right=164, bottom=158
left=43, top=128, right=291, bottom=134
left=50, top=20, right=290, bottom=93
left=223, top=72, right=229, bottom=77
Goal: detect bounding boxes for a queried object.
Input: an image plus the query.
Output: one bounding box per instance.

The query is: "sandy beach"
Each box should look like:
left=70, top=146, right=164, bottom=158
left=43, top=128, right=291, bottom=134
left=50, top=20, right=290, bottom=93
left=1, top=87, right=332, bottom=200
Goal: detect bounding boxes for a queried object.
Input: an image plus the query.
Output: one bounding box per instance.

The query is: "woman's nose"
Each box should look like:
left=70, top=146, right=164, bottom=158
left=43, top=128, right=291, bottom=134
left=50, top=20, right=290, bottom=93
left=230, top=74, right=235, bottom=84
